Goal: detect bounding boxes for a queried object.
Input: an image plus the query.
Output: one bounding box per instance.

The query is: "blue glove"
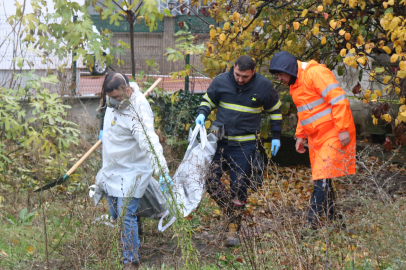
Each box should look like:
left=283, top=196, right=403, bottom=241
left=195, top=114, right=205, bottom=126
left=98, top=130, right=103, bottom=141
left=159, top=172, right=173, bottom=193
left=271, top=139, right=280, bottom=156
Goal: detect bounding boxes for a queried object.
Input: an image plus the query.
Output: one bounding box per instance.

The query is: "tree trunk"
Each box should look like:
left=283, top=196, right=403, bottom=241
left=129, top=21, right=135, bottom=79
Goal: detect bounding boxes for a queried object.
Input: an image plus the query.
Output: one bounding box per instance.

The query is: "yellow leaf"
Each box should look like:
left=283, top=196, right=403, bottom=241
left=278, top=25, right=283, bottom=33
left=346, top=43, right=352, bottom=50
left=388, top=0, right=394, bottom=5
left=340, top=49, right=347, bottom=57
left=321, top=36, right=327, bottom=44
left=223, top=22, right=230, bottom=31
left=301, top=9, right=308, bottom=17
left=219, top=33, right=226, bottom=41
left=209, top=28, right=216, bottom=39
left=395, top=86, right=401, bottom=93
left=185, top=123, right=191, bottom=131
left=370, top=93, right=378, bottom=100
left=293, top=22, right=300, bottom=30
left=390, top=54, right=399, bottom=63
left=383, top=1, right=388, bottom=8
left=216, top=27, right=221, bottom=33
left=356, top=36, right=365, bottom=46
left=329, top=20, right=337, bottom=29
left=339, top=30, right=346, bottom=36
left=286, top=40, right=292, bottom=46
left=396, top=45, right=402, bottom=55
left=397, top=70, right=406, bottom=79
left=233, top=12, right=240, bottom=21
left=204, top=121, right=211, bottom=129
left=357, top=57, right=366, bottom=65
left=383, top=46, right=392, bottom=54
left=360, top=0, right=366, bottom=10
left=26, top=246, right=34, bottom=254
left=234, top=26, right=240, bottom=34
left=374, top=90, right=382, bottom=97
left=399, top=105, right=406, bottom=113
left=304, top=18, right=308, bottom=25
left=312, top=27, right=319, bottom=35
left=349, top=48, right=356, bottom=54
left=317, top=5, right=323, bottom=12
left=345, top=33, right=351, bottom=40
left=383, top=76, right=391, bottom=84
left=400, top=61, right=406, bottom=70
left=363, top=99, right=368, bottom=104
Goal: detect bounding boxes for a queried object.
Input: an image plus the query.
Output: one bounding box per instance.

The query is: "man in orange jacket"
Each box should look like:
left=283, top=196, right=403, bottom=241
left=269, top=51, right=356, bottom=229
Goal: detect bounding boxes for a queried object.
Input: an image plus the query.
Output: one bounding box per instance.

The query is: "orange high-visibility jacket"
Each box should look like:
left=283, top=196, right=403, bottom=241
left=290, top=60, right=356, bottom=180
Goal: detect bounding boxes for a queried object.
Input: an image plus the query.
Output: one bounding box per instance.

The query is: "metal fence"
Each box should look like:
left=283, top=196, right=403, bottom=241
left=1, top=13, right=214, bottom=96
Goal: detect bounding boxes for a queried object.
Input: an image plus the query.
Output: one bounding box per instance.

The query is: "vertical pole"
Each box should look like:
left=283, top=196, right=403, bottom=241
left=72, top=15, right=78, bottom=96
left=185, top=53, right=190, bottom=92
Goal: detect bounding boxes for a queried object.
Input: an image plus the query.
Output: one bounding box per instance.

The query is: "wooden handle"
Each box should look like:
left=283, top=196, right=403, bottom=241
left=67, top=139, right=102, bottom=176
left=143, top=78, right=162, bottom=97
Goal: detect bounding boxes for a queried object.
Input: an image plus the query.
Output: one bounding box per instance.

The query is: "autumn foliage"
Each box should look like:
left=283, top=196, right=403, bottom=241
left=174, top=0, right=406, bottom=144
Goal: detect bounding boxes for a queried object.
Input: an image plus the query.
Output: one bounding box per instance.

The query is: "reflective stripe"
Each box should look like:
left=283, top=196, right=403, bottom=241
left=265, top=100, right=281, bottom=113
left=300, top=108, right=332, bottom=126
left=219, top=101, right=262, bottom=113
left=321, top=83, right=339, bottom=97
left=330, top=93, right=347, bottom=105
left=269, top=114, right=282, bottom=120
left=297, top=98, right=325, bottom=112
left=203, top=93, right=216, bottom=109
left=200, top=101, right=211, bottom=108
left=232, top=198, right=245, bottom=206
left=224, top=134, right=256, bottom=141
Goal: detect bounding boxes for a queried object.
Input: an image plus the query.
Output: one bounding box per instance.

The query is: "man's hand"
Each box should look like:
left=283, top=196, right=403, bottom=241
left=295, top=137, right=306, bottom=154
left=339, top=130, right=351, bottom=146
left=271, top=139, right=280, bottom=156
left=159, top=172, right=173, bottom=193
left=195, top=114, right=205, bottom=126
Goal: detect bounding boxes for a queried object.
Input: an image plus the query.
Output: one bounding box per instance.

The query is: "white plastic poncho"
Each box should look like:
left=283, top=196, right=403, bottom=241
left=92, top=82, right=168, bottom=205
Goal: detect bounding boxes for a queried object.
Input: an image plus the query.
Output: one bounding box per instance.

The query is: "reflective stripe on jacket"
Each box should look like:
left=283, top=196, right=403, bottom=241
left=198, top=67, right=282, bottom=145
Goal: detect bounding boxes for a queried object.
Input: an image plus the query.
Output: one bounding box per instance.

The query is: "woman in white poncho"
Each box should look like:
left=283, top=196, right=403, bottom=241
left=95, top=72, right=172, bottom=270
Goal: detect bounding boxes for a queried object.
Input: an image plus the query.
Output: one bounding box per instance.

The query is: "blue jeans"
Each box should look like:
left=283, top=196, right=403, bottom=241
left=107, top=195, right=140, bottom=264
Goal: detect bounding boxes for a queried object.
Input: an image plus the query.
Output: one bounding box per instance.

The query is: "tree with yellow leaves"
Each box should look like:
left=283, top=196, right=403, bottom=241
left=167, top=0, right=406, bottom=145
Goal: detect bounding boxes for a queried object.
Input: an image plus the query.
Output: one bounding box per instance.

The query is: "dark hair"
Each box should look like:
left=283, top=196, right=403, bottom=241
left=98, top=72, right=129, bottom=112
left=234, top=55, right=256, bottom=71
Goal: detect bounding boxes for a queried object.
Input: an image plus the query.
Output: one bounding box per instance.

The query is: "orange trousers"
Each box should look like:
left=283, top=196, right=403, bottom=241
left=307, top=121, right=356, bottom=180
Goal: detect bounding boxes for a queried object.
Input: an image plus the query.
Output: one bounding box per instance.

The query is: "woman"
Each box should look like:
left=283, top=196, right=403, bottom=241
left=95, top=72, right=171, bottom=269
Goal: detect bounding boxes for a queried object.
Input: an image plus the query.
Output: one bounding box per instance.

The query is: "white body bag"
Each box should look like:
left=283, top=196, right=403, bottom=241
left=158, top=124, right=217, bottom=231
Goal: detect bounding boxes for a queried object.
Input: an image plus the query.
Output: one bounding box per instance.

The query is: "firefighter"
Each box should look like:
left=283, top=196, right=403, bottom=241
left=195, top=55, right=282, bottom=246
left=269, top=51, right=356, bottom=230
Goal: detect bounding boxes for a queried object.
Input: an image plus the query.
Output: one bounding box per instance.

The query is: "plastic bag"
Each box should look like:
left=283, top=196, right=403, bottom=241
left=158, top=124, right=217, bottom=232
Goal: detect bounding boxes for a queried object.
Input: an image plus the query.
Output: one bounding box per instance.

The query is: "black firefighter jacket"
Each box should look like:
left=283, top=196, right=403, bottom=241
left=198, top=67, right=282, bottom=146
